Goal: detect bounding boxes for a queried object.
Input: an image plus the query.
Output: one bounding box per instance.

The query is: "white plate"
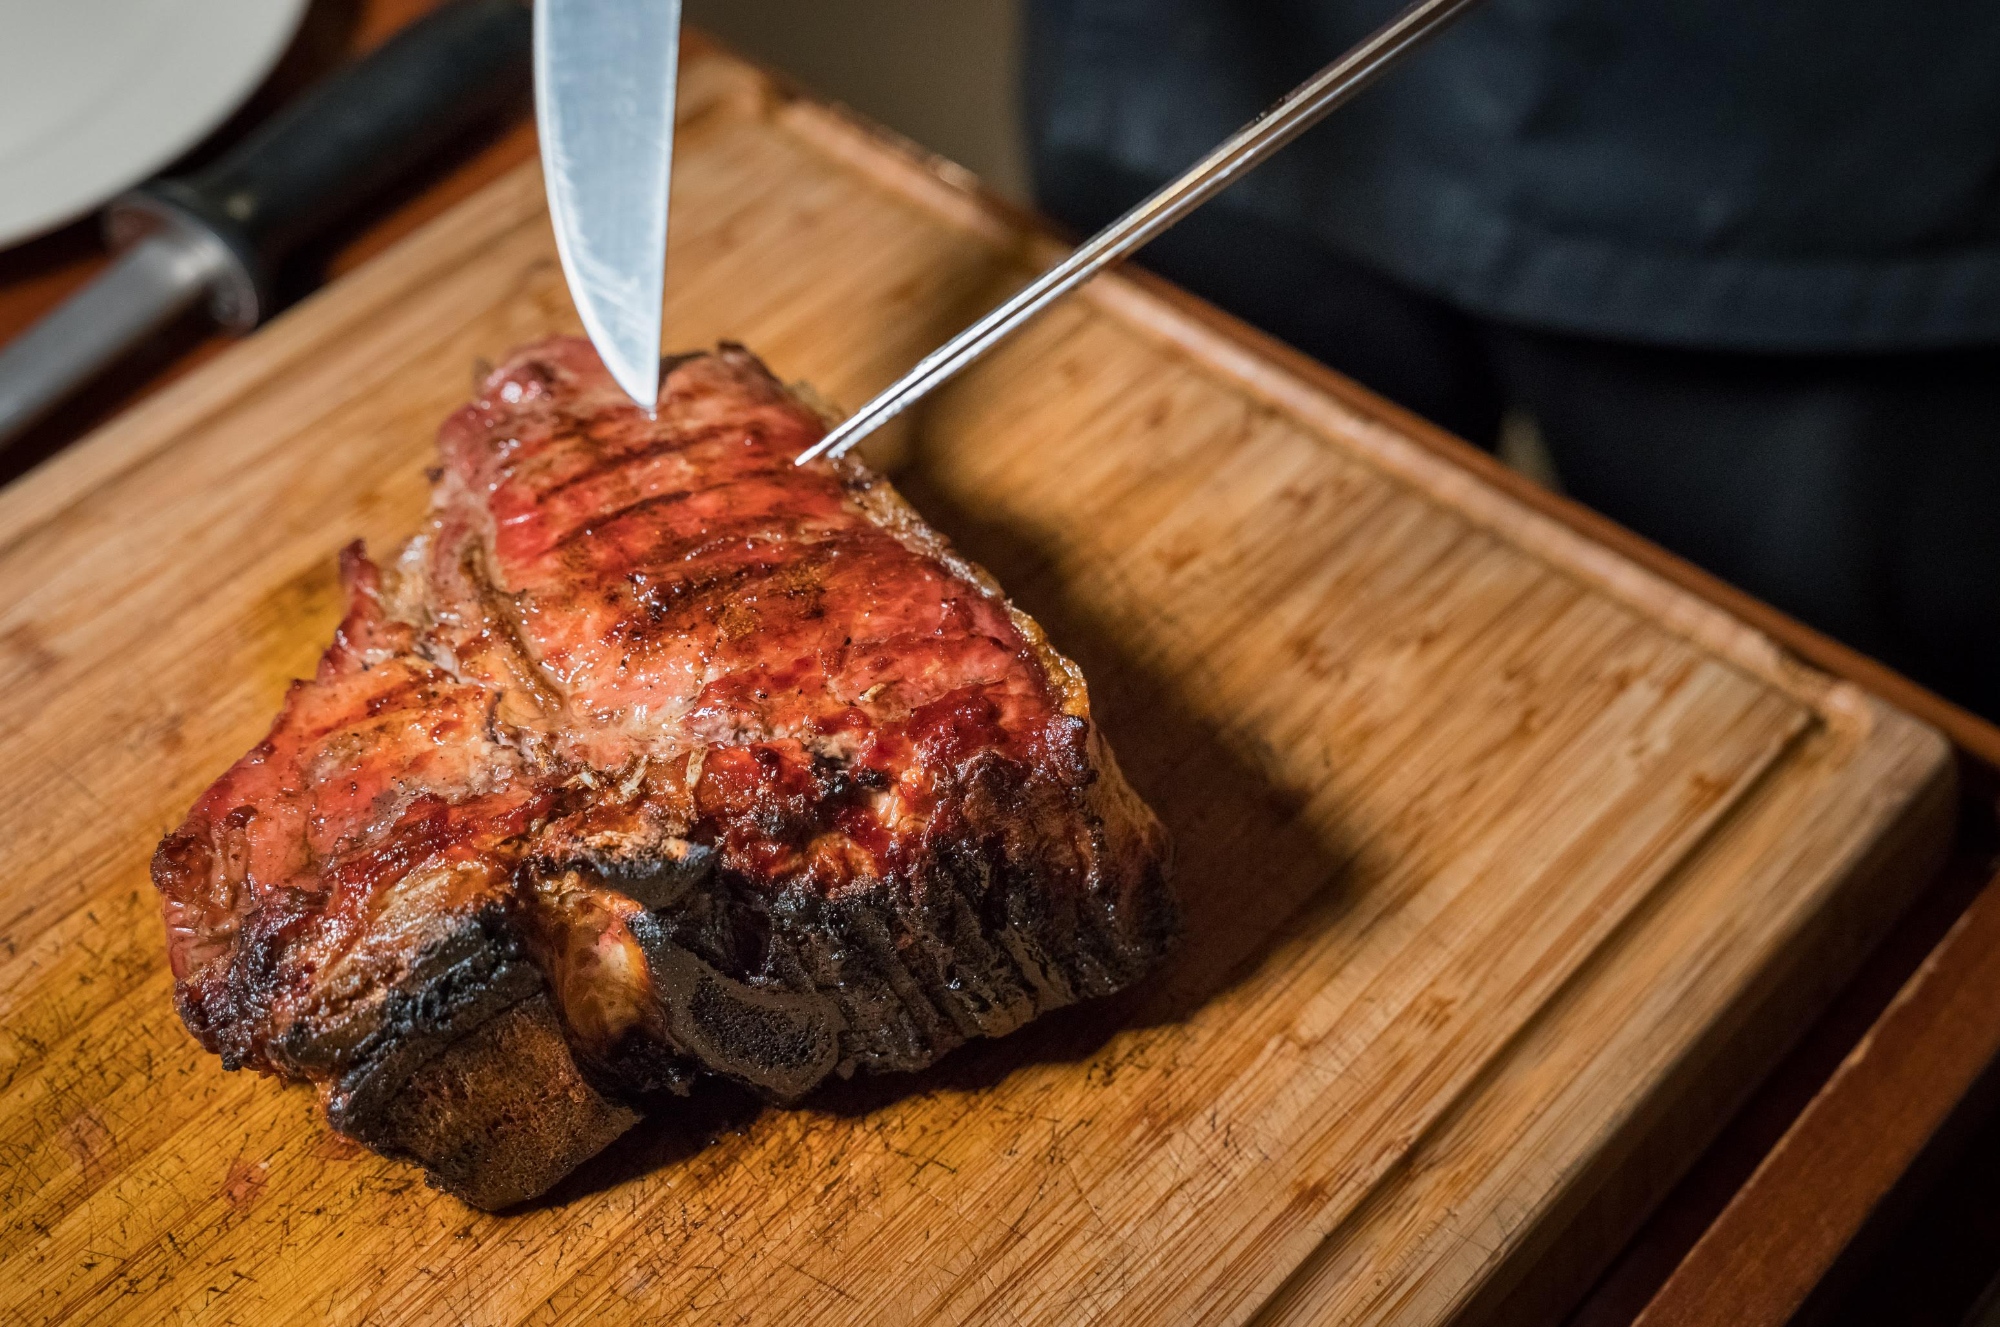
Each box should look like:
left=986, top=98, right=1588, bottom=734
left=0, top=0, right=310, bottom=248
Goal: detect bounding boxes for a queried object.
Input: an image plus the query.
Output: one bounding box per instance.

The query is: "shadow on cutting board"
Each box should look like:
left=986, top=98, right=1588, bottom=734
left=536, top=406, right=1366, bottom=1207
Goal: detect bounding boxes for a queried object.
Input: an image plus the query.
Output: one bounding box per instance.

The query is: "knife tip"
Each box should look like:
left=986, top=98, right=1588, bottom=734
left=603, top=358, right=660, bottom=417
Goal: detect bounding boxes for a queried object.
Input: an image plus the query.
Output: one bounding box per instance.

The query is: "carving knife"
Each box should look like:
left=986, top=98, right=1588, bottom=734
left=0, top=0, right=534, bottom=453
left=536, top=0, right=682, bottom=414
left=797, top=0, right=1484, bottom=464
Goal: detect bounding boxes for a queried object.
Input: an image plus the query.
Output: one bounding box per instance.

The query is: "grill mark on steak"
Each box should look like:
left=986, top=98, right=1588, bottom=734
left=151, top=339, right=1177, bottom=1208
left=533, top=419, right=763, bottom=501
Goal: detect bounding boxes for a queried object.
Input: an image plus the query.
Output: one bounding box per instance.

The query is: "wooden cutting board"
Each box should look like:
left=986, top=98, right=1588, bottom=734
left=0, top=48, right=1957, bottom=1326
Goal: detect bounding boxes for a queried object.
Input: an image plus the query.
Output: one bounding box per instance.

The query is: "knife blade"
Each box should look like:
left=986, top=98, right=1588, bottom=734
left=0, top=0, right=533, bottom=453
left=796, top=0, right=1483, bottom=466
left=535, top=0, right=682, bottom=415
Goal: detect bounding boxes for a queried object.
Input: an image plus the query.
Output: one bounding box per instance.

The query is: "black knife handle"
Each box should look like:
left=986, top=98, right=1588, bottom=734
left=114, top=0, right=532, bottom=327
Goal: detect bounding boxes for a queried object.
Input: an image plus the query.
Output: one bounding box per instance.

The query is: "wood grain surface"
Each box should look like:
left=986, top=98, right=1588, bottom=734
left=0, top=48, right=1958, bottom=1326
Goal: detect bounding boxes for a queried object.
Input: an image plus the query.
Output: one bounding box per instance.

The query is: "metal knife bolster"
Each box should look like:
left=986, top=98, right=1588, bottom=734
left=105, top=190, right=262, bottom=331
left=121, top=0, right=535, bottom=326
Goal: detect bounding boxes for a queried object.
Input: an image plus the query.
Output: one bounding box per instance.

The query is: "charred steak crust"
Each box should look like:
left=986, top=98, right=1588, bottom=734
left=151, top=339, right=1177, bottom=1208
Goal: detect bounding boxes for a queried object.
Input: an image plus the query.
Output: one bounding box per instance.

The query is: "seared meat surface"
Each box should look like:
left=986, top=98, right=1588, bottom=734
left=152, top=340, right=1176, bottom=1208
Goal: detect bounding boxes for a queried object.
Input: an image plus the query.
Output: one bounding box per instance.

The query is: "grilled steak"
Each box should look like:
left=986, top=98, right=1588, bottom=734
left=151, top=340, right=1177, bottom=1209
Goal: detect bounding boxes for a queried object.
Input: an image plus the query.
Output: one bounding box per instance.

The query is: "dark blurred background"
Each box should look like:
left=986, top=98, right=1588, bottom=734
left=684, top=0, right=1030, bottom=201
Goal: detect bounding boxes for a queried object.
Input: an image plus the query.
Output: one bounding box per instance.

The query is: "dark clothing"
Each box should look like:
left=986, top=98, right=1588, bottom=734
left=1029, top=119, right=2000, bottom=721
left=1026, top=0, right=2000, bottom=351
left=1501, top=336, right=2000, bottom=722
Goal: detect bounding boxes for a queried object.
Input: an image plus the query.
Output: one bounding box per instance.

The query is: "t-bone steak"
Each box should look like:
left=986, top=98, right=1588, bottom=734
left=151, top=339, right=1178, bottom=1209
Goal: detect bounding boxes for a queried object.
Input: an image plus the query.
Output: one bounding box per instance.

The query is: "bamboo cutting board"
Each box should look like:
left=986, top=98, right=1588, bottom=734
left=0, top=48, right=1958, bottom=1326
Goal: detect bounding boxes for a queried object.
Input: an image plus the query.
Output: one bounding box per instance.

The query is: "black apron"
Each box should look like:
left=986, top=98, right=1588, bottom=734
left=1025, top=0, right=2000, bottom=351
